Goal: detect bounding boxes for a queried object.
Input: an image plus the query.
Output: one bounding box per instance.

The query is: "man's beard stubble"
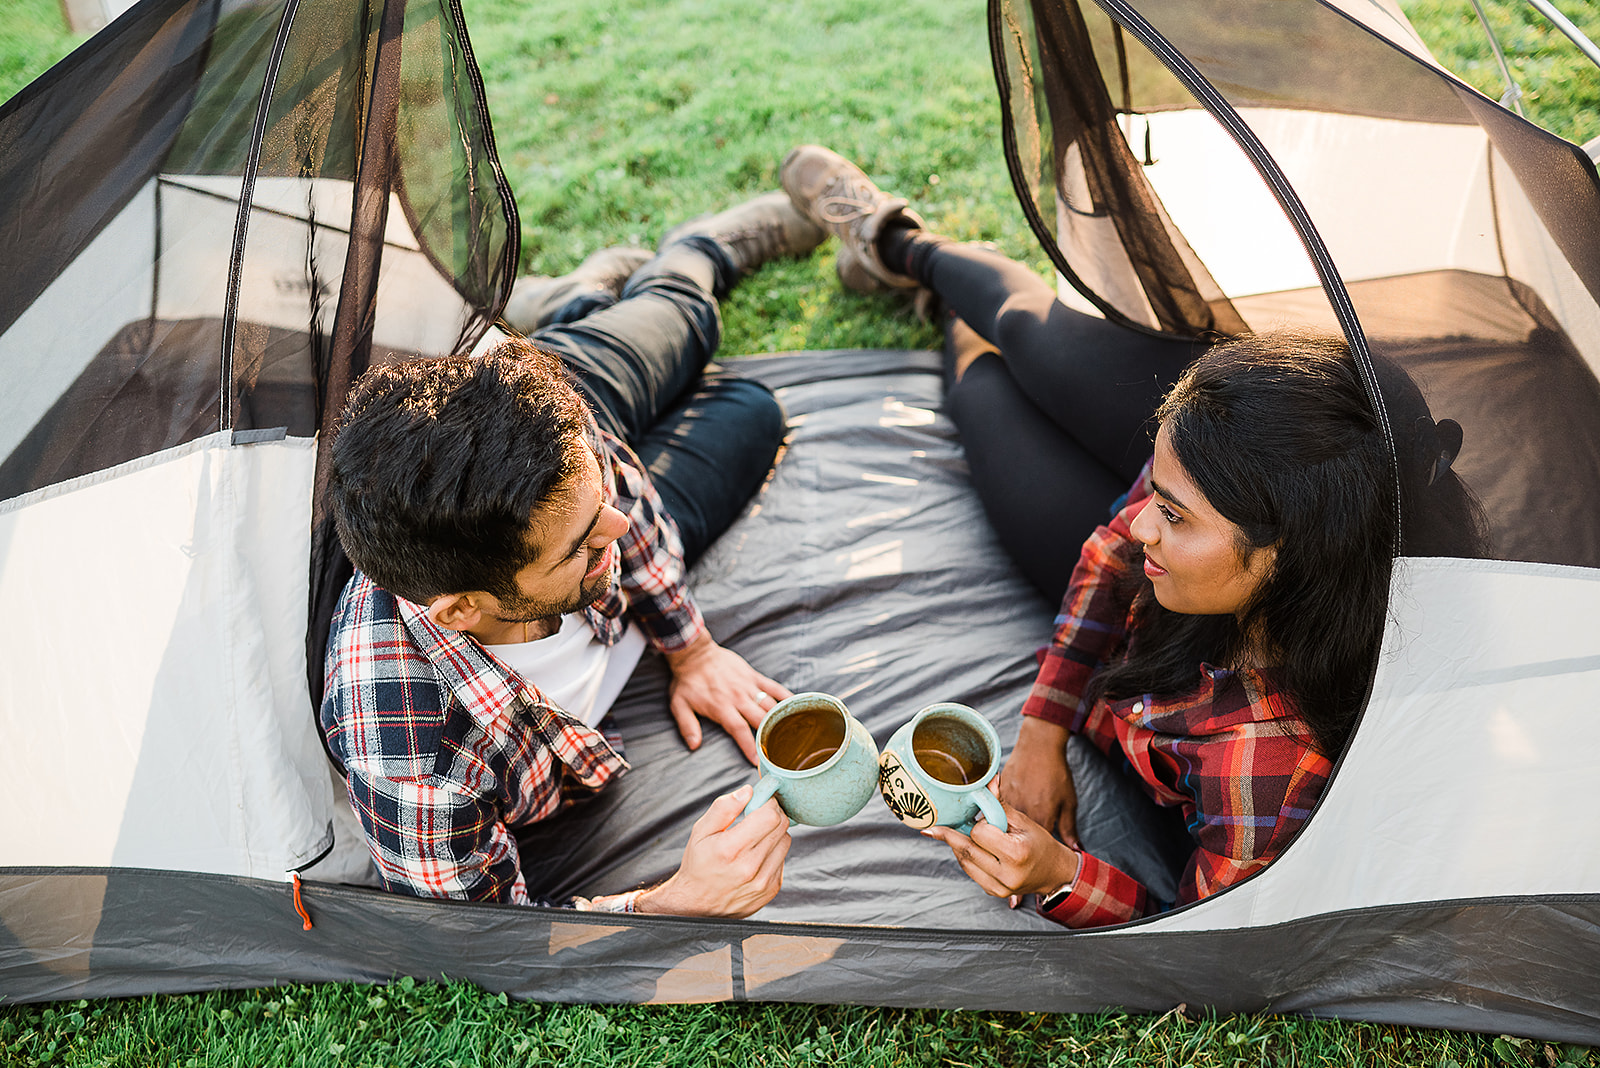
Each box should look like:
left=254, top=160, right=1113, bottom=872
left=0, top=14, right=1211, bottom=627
left=492, top=553, right=614, bottom=626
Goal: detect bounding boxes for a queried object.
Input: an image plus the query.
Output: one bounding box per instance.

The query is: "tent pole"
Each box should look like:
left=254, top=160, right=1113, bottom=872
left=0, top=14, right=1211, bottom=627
left=1465, top=0, right=1525, bottom=114
left=218, top=0, right=304, bottom=431
left=1524, top=0, right=1600, bottom=70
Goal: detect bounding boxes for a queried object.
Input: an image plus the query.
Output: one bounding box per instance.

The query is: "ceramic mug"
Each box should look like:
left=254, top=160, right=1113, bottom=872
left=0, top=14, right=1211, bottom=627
left=742, top=692, right=881, bottom=826
left=877, top=702, right=1008, bottom=835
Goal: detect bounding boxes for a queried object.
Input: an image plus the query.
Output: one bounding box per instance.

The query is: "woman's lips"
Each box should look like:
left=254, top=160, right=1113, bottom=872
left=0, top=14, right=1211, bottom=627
left=584, top=543, right=613, bottom=580
left=1143, top=554, right=1168, bottom=579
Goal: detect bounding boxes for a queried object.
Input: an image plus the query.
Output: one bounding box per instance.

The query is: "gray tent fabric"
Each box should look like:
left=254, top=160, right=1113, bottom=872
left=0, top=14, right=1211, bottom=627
left=4, top=868, right=1599, bottom=1032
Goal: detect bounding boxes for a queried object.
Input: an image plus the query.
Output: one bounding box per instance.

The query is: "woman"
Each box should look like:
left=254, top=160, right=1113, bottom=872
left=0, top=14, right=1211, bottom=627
left=781, top=145, right=1486, bottom=926
left=939, top=335, right=1397, bottom=926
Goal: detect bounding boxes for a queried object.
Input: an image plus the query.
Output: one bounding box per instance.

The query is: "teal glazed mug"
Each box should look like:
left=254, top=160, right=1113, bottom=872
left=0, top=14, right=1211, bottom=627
left=878, top=702, right=1008, bottom=835
left=742, top=692, right=881, bottom=826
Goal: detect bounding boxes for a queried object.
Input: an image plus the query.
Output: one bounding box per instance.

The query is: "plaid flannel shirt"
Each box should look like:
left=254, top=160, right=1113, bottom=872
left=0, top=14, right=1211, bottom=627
left=320, top=427, right=707, bottom=905
left=1022, top=468, right=1333, bottom=929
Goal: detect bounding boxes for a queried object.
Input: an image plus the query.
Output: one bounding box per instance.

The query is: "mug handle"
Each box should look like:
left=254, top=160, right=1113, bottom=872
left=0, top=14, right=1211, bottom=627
left=743, top=774, right=780, bottom=817
left=971, top=787, right=1008, bottom=834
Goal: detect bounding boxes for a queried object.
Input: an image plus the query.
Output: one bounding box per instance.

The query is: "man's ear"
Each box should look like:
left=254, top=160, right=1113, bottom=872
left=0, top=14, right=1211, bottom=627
left=427, top=592, right=485, bottom=633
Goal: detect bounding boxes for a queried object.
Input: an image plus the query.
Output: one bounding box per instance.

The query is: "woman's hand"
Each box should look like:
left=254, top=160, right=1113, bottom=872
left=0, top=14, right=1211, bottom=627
left=923, top=800, right=1080, bottom=900
left=998, top=717, right=1080, bottom=848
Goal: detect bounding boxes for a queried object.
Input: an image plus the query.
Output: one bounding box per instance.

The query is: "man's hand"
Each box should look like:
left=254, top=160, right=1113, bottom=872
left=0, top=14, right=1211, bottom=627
left=664, top=632, right=792, bottom=764
left=922, top=800, right=1080, bottom=900
left=637, top=785, right=791, bottom=917
left=998, top=717, right=1079, bottom=848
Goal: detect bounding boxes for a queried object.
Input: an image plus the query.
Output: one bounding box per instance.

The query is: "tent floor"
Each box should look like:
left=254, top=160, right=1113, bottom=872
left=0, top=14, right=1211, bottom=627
left=4, top=349, right=1600, bottom=1036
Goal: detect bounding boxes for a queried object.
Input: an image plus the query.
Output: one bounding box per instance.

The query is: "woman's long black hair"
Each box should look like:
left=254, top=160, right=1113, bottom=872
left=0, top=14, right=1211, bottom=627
left=1087, top=331, right=1485, bottom=756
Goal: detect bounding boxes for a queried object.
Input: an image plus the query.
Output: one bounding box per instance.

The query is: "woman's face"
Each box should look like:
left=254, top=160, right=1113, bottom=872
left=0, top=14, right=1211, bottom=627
left=1130, top=423, right=1276, bottom=617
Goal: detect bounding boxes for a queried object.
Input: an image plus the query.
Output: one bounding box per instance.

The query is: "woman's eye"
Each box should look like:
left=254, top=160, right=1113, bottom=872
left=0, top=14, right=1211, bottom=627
left=1158, top=503, right=1181, bottom=524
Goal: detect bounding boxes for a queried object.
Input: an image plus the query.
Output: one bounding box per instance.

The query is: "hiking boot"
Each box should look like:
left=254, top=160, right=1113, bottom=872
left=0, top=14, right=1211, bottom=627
left=780, top=144, right=925, bottom=292
left=659, top=191, right=825, bottom=275
left=502, top=245, right=654, bottom=334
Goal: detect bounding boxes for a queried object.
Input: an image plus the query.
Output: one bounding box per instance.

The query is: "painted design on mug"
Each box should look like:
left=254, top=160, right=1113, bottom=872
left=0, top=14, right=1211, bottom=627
left=878, top=752, right=936, bottom=829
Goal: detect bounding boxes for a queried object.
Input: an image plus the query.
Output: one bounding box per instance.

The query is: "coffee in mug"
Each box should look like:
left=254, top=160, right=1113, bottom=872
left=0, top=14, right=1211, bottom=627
left=878, top=702, right=1007, bottom=835
left=763, top=706, right=846, bottom=771
left=911, top=712, right=988, bottom=786
left=742, top=692, right=880, bottom=827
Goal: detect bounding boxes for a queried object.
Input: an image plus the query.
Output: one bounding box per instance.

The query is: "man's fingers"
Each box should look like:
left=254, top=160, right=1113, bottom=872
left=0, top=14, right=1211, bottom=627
left=746, top=809, right=792, bottom=866
left=723, top=822, right=791, bottom=919
left=693, top=785, right=753, bottom=840
left=733, top=796, right=787, bottom=843
left=739, top=692, right=766, bottom=730
left=665, top=644, right=793, bottom=765
left=669, top=694, right=704, bottom=752
left=743, top=671, right=790, bottom=727
left=752, top=827, right=791, bottom=889
left=758, top=675, right=793, bottom=703
left=665, top=784, right=793, bottom=918
left=725, top=714, right=760, bottom=765
left=721, top=798, right=790, bottom=911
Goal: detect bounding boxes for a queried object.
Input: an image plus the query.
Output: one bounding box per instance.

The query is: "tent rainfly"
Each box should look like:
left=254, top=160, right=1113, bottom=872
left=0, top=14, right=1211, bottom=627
left=2, top=0, right=1599, bottom=1041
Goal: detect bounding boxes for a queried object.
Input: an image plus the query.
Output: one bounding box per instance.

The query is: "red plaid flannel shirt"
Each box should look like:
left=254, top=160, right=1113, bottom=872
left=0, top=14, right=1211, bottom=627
left=1022, top=469, right=1333, bottom=929
left=320, top=427, right=707, bottom=904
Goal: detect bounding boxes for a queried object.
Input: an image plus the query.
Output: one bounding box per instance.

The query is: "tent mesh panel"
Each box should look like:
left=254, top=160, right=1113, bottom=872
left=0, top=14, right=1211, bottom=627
left=0, top=0, right=516, bottom=501
left=992, top=0, right=1600, bottom=570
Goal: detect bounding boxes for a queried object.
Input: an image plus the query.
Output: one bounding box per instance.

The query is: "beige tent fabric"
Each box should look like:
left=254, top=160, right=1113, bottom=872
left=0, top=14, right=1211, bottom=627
left=0, top=433, right=334, bottom=878
left=1139, top=556, right=1600, bottom=933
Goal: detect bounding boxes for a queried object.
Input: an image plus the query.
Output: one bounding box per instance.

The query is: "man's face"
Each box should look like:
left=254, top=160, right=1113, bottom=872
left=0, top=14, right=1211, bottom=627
left=489, top=437, right=631, bottom=625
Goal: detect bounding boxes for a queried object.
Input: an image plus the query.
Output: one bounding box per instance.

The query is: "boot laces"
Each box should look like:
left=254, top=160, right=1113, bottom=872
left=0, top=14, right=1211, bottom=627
left=814, top=175, right=886, bottom=227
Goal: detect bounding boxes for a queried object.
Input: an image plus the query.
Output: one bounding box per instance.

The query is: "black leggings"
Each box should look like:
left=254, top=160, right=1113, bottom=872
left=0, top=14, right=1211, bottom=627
left=915, top=242, right=1207, bottom=603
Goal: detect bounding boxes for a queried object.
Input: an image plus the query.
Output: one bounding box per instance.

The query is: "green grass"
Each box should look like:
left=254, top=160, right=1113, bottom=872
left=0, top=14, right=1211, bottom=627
left=1401, top=0, right=1600, bottom=144
left=2, top=0, right=1599, bottom=1061
left=0, top=0, right=87, bottom=103
left=1, top=979, right=1594, bottom=1067
left=463, top=0, right=1024, bottom=356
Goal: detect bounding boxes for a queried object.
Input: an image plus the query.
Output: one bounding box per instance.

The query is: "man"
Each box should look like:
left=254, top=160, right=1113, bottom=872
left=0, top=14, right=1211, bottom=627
left=320, top=194, right=820, bottom=915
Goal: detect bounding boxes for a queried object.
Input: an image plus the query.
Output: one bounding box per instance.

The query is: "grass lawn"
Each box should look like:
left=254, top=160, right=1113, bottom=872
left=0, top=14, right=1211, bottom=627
left=2, top=0, right=1598, bottom=1064
left=0, top=0, right=87, bottom=104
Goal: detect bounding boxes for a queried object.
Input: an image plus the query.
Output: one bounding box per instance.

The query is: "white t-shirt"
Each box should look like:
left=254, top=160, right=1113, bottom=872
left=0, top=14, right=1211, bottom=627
left=484, top=614, right=648, bottom=727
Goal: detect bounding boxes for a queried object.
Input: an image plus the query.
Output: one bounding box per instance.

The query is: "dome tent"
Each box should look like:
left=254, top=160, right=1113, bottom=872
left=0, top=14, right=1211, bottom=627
left=1, top=0, right=1599, bottom=1044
